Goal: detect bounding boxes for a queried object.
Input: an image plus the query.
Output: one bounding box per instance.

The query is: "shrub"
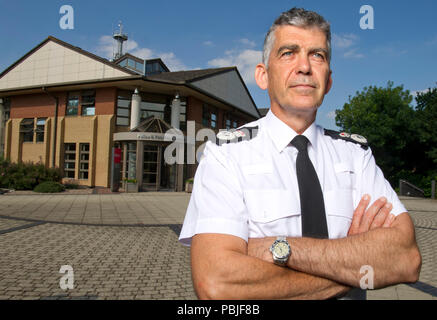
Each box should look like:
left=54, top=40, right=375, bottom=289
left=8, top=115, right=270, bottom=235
left=33, top=181, right=66, bottom=193
left=0, top=159, right=62, bottom=190
left=64, top=183, right=80, bottom=189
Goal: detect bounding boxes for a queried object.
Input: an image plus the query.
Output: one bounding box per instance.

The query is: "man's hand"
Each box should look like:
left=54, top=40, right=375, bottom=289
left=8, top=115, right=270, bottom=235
left=347, top=195, right=396, bottom=236
left=249, top=195, right=397, bottom=263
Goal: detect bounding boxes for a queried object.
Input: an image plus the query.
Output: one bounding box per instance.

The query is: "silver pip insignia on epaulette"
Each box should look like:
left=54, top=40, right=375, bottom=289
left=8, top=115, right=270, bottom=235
left=324, top=129, right=369, bottom=150
left=216, top=126, right=259, bottom=145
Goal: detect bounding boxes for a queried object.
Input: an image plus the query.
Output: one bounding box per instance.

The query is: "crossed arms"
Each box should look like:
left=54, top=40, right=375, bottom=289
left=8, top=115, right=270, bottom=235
left=191, top=195, right=422, bottom=300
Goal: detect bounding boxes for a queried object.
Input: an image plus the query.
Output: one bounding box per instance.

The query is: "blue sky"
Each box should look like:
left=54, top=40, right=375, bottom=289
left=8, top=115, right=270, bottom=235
left=1, top=0, right=436, bottom=129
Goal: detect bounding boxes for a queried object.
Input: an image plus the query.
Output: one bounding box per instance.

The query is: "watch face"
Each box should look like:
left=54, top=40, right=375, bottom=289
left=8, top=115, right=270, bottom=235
left=273, top=241, right=290, bottom=259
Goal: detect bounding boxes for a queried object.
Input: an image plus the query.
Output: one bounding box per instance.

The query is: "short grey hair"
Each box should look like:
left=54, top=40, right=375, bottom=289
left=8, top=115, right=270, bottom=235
left=263, top=7, right=331, bottom=68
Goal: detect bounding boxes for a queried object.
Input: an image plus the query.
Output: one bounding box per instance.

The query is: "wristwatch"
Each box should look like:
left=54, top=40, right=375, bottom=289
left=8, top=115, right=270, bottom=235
left=270, top=236, right=291, bottom=266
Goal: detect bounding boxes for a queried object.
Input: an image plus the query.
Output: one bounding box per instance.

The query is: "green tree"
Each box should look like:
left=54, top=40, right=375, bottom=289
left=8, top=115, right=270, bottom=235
left=415, top=86, right=437, bottom=166
left=414, top=85, right=437, bottom=196
left=335, top=81, right=418, bottom=188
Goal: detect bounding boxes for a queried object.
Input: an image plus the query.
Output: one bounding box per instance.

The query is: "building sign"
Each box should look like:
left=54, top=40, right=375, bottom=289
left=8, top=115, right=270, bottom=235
left=136, top=133, right=166, bottom=141
left=114, top=148, right=121, bottom=164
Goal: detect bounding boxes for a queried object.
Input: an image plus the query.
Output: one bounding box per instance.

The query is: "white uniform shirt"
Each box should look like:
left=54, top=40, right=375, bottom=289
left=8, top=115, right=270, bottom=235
left=179, top=110, right=407, bottom=299
left=180, top=110, right=406, bottom=245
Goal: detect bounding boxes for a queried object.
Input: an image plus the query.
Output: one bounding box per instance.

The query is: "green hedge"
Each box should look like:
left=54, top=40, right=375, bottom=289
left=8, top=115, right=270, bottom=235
left=33, top=181, right=66, bottom=193
left=0, top=158, right=62, bottom=190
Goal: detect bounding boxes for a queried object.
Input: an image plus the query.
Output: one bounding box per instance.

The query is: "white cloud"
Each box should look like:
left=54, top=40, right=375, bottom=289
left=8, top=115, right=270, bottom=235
left=95, top=35, right=187, bottom=71
left=343, top=49, right=365, bottom=59
left=332, top=33, right=364, bottom=59
left=372, top=45, right=407, bottom=57
left=208, top=49, right=262, bottom=84
left=411, top=88, right=431, bottom=97
left=332, top=33, right=358, bottom=49
left=238, top=38, right=256, bottom=48
left=203, top=41, right=214, bottom=47
left=326, top=110, right=336, bottom=119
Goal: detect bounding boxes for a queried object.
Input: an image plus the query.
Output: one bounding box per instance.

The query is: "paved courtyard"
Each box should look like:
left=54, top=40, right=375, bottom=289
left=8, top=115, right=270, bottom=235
left=0, top=192, right=436, bottom=300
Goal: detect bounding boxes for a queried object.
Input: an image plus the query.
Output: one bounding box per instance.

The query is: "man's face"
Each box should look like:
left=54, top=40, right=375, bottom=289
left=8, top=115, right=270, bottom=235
left=262, top=25, right=332, bottom=114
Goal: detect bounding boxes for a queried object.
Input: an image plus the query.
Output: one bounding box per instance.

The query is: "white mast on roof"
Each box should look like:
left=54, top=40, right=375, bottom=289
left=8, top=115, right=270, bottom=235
left=113, top=21, right=128, bottom=60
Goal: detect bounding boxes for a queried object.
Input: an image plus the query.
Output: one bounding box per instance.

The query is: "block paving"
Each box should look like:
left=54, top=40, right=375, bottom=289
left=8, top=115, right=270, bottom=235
left=0, top=192, right=436, bottom=300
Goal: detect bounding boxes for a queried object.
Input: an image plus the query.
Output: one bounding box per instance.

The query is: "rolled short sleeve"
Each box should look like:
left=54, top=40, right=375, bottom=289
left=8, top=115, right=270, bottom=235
left=358, top=147, right=407, bottom=216
left=178, top=142, right=249, bottom=246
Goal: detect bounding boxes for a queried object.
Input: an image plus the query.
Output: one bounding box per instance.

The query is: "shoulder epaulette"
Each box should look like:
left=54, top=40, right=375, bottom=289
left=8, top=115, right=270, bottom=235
left=216, top=126, right=259, bottom=145
left=324, top=129, right=369, bottom=150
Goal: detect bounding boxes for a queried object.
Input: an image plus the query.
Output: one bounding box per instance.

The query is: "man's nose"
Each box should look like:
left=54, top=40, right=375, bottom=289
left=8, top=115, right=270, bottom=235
left=295, top=53, right=311, bottom=75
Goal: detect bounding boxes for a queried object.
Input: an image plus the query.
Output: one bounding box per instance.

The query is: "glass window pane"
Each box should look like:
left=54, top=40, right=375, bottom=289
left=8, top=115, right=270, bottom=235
left=118, top=99, right=130, bottom=108
left=65, top=153, right=75, bottom=161
left=117, top=117, right=129, bottom=126
left=136, top=61, right=144, bottom=71
left=140, top=101, right=165, bottom=112
left=37, top=118, right=46, bottom=125
left=67, top=105, right=78, bottom=116
left=117, top=108, right=129, bottom=117
left=82, top=106, right=95, bottom=116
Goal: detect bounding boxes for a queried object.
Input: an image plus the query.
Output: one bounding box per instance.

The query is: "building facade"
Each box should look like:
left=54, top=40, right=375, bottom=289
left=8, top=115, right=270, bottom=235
left=0, top=36, right=260, bottom=191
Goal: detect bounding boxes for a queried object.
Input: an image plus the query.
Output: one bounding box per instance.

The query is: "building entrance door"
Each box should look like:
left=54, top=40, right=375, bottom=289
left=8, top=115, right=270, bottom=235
left=143, top=144, right=161, bottom=191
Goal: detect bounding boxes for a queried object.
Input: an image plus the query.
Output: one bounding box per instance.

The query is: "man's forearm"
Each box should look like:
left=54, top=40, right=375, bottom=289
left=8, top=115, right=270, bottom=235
left=287, top=214, right=420, bottom=288
left=191, top=234, right=349, bottom=299
left=197, top=251, right=349, bottom=300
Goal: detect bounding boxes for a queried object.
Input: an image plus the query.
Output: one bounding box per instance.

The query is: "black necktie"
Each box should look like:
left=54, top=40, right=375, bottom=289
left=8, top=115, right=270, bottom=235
left=291, top=135, right=329, bottom=239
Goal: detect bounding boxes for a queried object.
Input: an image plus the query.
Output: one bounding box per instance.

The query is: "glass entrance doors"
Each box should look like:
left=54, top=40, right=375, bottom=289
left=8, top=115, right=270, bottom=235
left=143, top=144, right=160, bottom=191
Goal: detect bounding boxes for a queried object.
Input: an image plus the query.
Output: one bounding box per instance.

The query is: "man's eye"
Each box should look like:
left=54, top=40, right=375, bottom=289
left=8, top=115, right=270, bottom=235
left=313, top=53, right=325, bottom=59
left=282, top=51, right=293, bottom=56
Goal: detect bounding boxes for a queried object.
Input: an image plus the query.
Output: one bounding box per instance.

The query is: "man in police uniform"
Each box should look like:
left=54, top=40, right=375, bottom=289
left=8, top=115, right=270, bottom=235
left=179, top=8, right=421, bottom=299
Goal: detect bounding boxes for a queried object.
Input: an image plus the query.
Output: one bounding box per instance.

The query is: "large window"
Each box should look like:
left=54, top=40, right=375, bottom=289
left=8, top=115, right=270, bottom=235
left=116, top=91, right=131, bottom=126
left=141, top=101, right=166, bottom=121
left=64, top=143, right=76, bottom=178
left=2, top=97, right=10, bottom=124
left=224, top=113, right=231, bottom=129
left=81, top=90, right=95, bottom=116
left=79, top=143, right=90, bottom=180
left=211, top=112, right=217, bottom=129
left=202, top=104, right=217, bottom=129
left=66, top=90, right=95, bottom=116
left=116, top=91, right=186, bottom=129
left=20, top=118, right=34, bottom=142
left=66, top=92, right=79, bottom=116
left=35, top=118, right=46, bottom=142
left=179, top=99, right=186, bottom=131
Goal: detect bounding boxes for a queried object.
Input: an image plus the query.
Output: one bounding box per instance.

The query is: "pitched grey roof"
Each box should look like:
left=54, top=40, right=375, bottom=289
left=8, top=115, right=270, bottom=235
left=145, top=67, right=234, bottom=83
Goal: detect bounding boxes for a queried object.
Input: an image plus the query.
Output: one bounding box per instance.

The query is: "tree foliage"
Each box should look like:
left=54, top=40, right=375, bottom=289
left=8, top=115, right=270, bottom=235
left=335, top=81, right=437, bottom=196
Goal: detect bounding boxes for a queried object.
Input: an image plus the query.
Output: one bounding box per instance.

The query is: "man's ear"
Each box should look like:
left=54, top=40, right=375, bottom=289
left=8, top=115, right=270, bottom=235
left=325, top=70, right=333, bottom=94
left=255, top=63, right=268, bottom=90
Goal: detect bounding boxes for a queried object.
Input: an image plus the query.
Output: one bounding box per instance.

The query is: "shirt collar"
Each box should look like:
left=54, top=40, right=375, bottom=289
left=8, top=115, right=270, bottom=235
left=265, top=109, right=318, bottom=152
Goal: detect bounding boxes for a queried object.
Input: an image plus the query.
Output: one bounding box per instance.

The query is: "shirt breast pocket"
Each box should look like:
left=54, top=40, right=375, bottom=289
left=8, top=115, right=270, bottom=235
left=243, top=189, right=301, bottom=237
left=324, top=189, right=354, bottom=239
left=334, top=162, right=355, bottom=189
